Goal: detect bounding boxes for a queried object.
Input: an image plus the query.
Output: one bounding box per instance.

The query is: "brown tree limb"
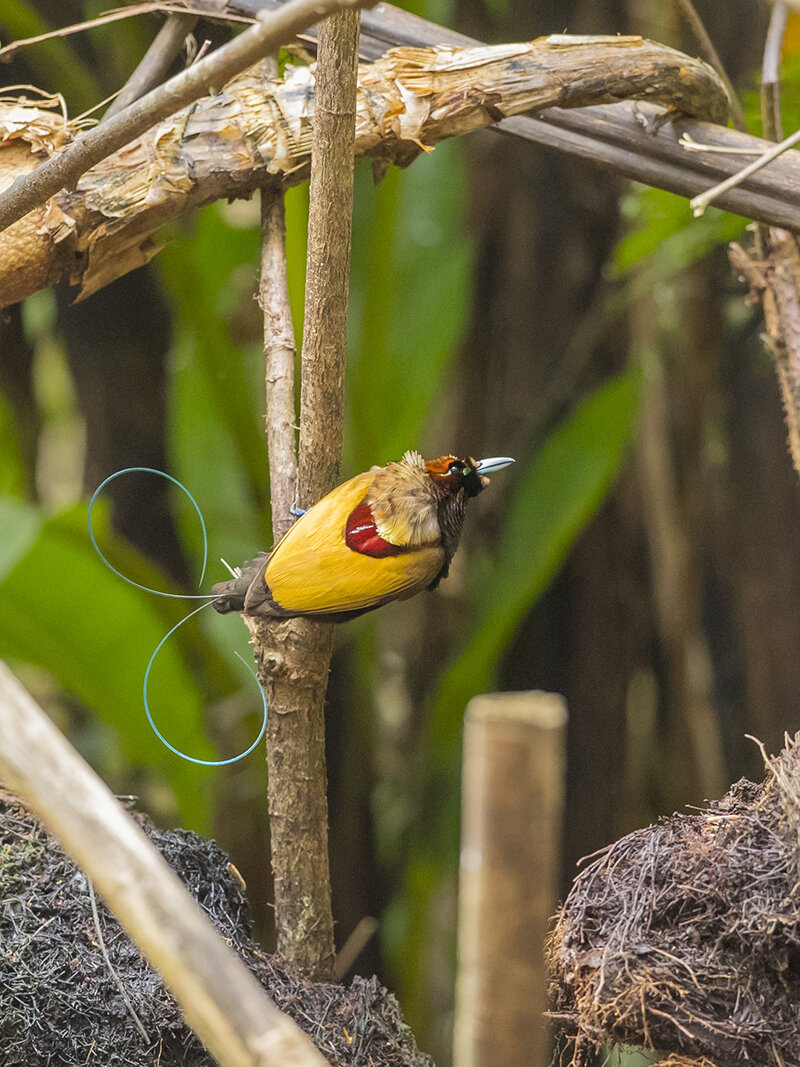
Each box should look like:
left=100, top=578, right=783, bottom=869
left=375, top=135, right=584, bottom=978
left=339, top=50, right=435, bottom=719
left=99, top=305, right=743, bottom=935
left=0, top=0, right=373, bottom=238
left=252, top=9, right=360, bottom=980
left=104, top=12, right=199, bottom=120
left=297, top=7, right=360, bottom=505
left=0, top=34, right=735, bottom=310
left=254, top=617, right=335, bottom=979
left=256, top=181, right=333, bottom=980
left=238, top=0, right=800, bottom=225
left=0, top=661, right=327, bottom=1067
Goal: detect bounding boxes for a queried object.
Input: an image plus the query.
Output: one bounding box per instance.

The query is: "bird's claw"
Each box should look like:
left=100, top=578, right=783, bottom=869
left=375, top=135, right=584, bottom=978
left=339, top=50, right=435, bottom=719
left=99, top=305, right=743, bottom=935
left=289, top=504, right=307, bottom=518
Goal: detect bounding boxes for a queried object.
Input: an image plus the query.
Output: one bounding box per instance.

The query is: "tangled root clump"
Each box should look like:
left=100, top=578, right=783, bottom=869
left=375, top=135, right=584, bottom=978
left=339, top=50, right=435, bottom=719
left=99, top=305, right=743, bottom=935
left=0, top=789, right=433, bottom=1067
left=548, top=735, right=800, bottom=1066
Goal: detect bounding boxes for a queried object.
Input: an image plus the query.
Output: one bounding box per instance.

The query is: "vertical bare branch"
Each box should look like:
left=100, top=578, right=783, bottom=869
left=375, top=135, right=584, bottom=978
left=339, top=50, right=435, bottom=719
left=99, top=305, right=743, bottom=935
left=730, top=234, right=800, bottom=477
left=260, top=186, right=299, bottom=544
left=254, top=9, right=360, bottom=981
left=762, top=2, right=788, bottom=142
left=297, top=9, right=360, bottom=504
left=673, top=0, right=746, bottom=131
left=256, top=615, right=336, bottom=978
left=727, top=7, right=800, bottom=482
left=634, top=317, right=726, bottom=798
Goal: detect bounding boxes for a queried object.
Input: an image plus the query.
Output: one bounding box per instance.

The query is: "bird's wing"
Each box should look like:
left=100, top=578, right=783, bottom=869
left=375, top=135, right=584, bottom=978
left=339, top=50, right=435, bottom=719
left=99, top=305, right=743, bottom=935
left=258, top=471, right=445, bottom=616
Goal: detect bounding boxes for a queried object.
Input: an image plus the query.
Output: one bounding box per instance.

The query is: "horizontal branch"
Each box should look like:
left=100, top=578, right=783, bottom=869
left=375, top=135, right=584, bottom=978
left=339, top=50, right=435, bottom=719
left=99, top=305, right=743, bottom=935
left=236, top=0, right=800, bottom=230
left=514, top=104, right=800, bottom=230
left=0, top=35, right=730, bottom=307
left=0, top=0, right=373, bottom=238
left=0, top=661, right=327, bottom=1067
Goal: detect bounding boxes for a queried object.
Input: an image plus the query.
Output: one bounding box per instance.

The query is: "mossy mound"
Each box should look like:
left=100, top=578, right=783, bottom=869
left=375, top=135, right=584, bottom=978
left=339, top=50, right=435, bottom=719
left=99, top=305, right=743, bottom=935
left=549, top=738, right=800, bottom=1066
left=0, top=790, right=432, bottom=1067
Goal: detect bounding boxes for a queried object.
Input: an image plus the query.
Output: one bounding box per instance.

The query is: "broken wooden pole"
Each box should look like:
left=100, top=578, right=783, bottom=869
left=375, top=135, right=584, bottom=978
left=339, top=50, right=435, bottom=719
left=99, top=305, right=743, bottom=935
left=454, top=691, right=567, bottom=1067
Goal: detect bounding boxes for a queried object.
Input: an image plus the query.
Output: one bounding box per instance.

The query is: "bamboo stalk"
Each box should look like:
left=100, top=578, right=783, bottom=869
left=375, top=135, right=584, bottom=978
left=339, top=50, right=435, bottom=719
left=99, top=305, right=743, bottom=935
left=454, top=691, right=567, bottom=1067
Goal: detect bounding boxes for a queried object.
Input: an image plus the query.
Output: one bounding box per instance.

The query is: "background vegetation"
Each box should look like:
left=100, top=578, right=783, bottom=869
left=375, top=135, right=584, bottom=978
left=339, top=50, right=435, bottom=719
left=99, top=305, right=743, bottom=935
left=0, top=1, right=797, bottom=1062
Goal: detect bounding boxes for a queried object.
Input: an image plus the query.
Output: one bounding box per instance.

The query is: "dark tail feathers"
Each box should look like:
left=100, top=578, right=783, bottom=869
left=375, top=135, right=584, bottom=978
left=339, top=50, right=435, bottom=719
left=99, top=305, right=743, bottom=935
left=210, top=553, right=269, bottom=614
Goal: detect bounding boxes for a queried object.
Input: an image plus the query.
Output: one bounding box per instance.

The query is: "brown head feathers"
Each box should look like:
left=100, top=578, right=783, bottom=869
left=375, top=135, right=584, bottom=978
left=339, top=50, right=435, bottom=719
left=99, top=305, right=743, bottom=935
left=423, top=455, right=488, bottom=498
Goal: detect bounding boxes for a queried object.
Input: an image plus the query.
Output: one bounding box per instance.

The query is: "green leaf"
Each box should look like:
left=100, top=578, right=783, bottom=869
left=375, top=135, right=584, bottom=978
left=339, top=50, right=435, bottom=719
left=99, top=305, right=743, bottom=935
left=0, top=393, right=29, bottom=502
left=615, top=187, right=746, bottom=277
left=168, top=328, right=266, bottom=572
left=0, top=494, right=41, bottom=579
left=284, top=182, right=310, bottom=347
left=426, top=368, right=642, bottom=768
left=0, top=497, right=218, bottom=828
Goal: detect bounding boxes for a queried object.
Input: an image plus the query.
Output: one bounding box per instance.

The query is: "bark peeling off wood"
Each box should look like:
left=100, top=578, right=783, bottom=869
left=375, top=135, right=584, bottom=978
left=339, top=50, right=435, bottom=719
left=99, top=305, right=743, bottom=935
left=730, top=232, right=800, bottom=478
left=0, top=35, right=728, bottom=308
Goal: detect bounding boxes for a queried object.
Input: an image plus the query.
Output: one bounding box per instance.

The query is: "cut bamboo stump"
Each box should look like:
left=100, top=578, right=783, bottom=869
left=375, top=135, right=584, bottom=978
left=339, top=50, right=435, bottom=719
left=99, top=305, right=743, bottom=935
left=454, top=691, right=567, bottom=1067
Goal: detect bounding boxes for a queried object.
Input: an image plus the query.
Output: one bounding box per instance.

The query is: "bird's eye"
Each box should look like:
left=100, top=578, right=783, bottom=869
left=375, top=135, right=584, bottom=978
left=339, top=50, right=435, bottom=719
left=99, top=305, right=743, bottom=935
left=448, top=461, right=461, bottom=475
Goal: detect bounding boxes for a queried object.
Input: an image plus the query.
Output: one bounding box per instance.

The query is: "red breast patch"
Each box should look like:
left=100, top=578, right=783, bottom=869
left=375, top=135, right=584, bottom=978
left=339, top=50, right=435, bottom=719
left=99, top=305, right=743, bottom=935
left=345, top=500, right=403, bottom=558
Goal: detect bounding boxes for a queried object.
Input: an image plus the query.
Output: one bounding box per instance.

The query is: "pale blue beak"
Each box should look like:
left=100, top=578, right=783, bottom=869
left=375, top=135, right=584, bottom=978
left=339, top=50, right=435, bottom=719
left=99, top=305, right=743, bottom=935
left=475, top=456, right=515, bottom=474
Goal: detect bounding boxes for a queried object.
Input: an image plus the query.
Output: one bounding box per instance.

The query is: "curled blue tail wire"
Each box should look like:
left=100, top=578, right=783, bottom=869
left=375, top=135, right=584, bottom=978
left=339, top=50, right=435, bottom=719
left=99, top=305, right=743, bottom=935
left=88, top=468, right=211, bottom=597
left=88, top=467, right=267, bottom=766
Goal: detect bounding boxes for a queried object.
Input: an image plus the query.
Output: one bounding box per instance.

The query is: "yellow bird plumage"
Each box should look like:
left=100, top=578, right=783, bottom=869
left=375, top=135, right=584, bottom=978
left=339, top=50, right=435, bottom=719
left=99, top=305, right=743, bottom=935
left=211, top=450, right=514, bottom=622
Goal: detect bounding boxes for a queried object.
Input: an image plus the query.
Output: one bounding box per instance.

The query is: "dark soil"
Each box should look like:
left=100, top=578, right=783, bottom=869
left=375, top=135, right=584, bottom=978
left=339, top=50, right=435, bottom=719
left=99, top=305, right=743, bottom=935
left=0, top=789, right=433, bottom=1067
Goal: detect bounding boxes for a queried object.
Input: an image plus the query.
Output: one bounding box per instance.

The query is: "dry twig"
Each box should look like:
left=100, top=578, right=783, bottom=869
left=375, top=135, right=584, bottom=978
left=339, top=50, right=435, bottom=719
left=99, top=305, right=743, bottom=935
left=0, top=4, right=181, bottom=62
left=673, top=0, right=746, bottom=131
left=725, top=9, right=800, bottom=482
left=104, top=12, right=199, bottom=120
left=762, top=1, right=788, bottom=141
left=690, top=126, right=800, bottom=216
left=730, top=233, right=800, bottom=476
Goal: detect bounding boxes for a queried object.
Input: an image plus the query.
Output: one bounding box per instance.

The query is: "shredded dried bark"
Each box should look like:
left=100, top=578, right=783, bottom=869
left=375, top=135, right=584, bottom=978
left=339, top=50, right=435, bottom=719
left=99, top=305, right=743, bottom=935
left=0, top=789, right=433, bottom=1067
left=0, top=34, right=728, bottom=307
left=548, top=736, right=800, bottom=1066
